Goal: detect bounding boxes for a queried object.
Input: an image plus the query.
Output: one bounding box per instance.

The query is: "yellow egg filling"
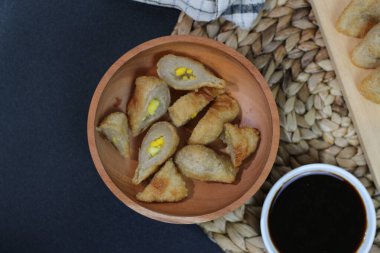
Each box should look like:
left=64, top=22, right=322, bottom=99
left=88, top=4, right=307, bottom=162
left=147, top=99, right=160, bottom=116
left=147, top=136, right=164, bottom=156
left=175, top=67, right=186, bottom=76
left=175, top=67, right=196, bottom=80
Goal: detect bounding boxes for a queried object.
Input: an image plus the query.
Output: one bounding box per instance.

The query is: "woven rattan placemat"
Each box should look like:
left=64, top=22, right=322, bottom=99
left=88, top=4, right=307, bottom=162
left=171, top=0, right=380, bottom=252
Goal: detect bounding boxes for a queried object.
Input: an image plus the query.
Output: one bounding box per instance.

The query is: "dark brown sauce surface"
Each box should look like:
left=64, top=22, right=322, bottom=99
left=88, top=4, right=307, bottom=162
left=268, top=172, right=366, bottom=253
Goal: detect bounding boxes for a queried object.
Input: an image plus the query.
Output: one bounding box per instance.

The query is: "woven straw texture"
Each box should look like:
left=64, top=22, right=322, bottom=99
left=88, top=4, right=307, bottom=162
left=171, top=0, right=380, bottom=252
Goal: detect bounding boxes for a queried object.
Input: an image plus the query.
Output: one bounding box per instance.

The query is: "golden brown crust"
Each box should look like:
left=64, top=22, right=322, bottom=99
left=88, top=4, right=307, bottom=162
left=96, top=112, right=130, bottom=158
left=168, top=87, right=225, bottom=127
left=336, top=0, right=380, bottom=38
left=188, top=94, right=240, bottom=145
left=174, top=145, right=236, bottom=183
left=351, top=23, right=380, bottom=69
left=136, top=160, right=188, bottom=202
left=223, top=123, right=260, bottom=167
left=133, top=121, right=179, bottom=185
left=127, top=76, right=170, bottom=137
left=358, top=69, right=380, bottom=103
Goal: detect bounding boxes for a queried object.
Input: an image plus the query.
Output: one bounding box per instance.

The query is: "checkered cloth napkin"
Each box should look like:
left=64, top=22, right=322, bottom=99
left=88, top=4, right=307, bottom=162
left=134, top=0, right=265, bottom=29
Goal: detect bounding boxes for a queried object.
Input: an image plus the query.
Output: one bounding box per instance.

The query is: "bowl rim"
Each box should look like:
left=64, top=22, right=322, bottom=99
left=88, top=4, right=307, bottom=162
left=87, top=35, right=280, bottom=224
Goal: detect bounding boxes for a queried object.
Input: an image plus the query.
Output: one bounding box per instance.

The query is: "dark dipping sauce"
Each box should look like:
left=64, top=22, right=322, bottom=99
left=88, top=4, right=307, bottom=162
left=268, top=172, right=366, bottom=253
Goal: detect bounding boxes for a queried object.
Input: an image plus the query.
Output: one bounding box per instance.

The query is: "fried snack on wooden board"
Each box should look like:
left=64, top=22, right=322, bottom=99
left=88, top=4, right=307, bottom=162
left=175, top=145, right=236, bottom=183
left=96, top=112, right=130, bottom=158
left=157, top=54, right=226, bottom=90
left=336, top=0, right=380, bottom=38
left=136, top=159, right=188, bottom=202
left=222, top=123, right=260, bottom=168
left=188, top=94, right=240, bottom=145
left=127, top=76, right=170, bottom=137
left=359, top=69, right=380, bottom=103
left=168, top=87, right=225, bottom=127
left=351, top=23, right=380, bottom=69
left=133, top=121, right=179, bottom=185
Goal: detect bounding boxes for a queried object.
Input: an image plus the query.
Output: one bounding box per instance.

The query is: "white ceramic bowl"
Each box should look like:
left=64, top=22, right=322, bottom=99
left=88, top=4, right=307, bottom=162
left=261, top=163, right=376, bottom=253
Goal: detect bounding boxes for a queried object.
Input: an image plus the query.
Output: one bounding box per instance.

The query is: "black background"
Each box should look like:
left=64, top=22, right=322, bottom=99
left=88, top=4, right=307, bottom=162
left=0, top=0, right=222, bottom=252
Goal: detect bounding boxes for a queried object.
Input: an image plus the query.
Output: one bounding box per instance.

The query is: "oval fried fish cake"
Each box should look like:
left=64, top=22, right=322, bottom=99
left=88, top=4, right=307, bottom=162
left=351, top=23, right=380, bottom=69
left=175, top=145, right=236, bottom=183
left=336, top=0, right=380, bottom=38
left=157, top=54, right=226, bottom=90
left=133, top=121, right=179, bottom=185
left=127, top=76, right=170, bottom=137
left=359, top=69, right=380, bottom=104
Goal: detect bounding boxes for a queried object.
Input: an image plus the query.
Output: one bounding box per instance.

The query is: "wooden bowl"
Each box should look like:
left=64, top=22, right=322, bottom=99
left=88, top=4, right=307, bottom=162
left=87, top=35, right=279, bottom=224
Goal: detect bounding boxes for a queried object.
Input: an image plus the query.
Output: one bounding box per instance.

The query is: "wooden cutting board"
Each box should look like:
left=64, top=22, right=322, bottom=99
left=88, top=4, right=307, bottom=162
left=310, top=0, right=380, bottom=188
